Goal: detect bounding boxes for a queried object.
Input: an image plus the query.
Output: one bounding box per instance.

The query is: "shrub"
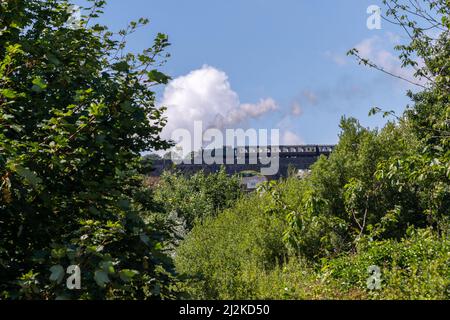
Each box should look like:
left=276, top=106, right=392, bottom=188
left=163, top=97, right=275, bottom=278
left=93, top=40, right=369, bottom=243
left=322, top=228, right=450, bottom=300
left=154, top=167, right=242, bottom=229
left=175, top=191, right=287, bottom=299
left=0, top=0, right=179, bottom=299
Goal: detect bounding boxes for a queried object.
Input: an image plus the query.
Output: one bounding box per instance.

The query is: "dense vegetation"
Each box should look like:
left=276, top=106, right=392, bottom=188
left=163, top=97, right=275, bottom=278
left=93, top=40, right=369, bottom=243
left=0, top=0, right=178, bottom=299
left=154, top=168, right=242, bottom=230
left=175, top=120, right=450, bottom=299
left=0, top=0, right=448, bottom=300
left=175, top=0, right=450, bottom=299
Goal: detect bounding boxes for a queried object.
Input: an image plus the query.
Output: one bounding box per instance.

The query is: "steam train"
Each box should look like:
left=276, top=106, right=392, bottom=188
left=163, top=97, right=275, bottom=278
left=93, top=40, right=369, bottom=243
left=191, top=145, right=335, bottom=163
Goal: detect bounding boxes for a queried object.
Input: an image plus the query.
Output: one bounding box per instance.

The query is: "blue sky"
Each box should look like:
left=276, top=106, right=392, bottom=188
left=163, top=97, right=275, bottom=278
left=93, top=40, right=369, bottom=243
left=75, top=0, right=419, bottom=145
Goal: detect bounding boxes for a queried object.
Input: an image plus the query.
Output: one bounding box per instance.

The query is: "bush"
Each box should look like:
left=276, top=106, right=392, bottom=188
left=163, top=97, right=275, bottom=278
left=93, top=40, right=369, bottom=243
left=154, top=168, right=242, bottom=230
left=0, top=0, right=179, bottom=299
left=175, top=190, right=287, bottom=299
left=174, top=0, right=450, bottom=300
left=178, top=218, right=449, bottom=300
left=175, top=170, right=449, bottom=300
left=323, top=228, right=450, bottom=300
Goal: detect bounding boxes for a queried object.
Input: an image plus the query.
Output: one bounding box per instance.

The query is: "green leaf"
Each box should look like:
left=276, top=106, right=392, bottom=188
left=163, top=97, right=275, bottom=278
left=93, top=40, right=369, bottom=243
left=12, top=165, right=43, bottom=188
left=51, top=247, right=66, bottom=259
left=94, top=270, right=110, bottom=288
left=31, top=77, right=48, bottom=92
left=119, top=269, right=139, bottom=282
left=120, top=101, right=134, bottom=113
left=46, top=53, right=61, bottom=66
left=118, top=199, right=130, bottom=210
left=0, top=89, right=18, bottom=99
left=369, top=107, right=381, bottom=116
left=112, top=61, right=129, bottom=72
left=49, top=265, right=65, bottom=284
left=10, top=125, right=23, bottom=133
left=100, top=261, right=115, bottom=274
left=147, top=70, right=170, bottom=84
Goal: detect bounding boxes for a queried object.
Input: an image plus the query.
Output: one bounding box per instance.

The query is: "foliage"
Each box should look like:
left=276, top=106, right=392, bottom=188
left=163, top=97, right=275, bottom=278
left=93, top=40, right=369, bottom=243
left=154, top=167, right=242, bottom=230
left=0, top=0, right=179, bottom=299
left=176, top=0, right=449, bottom=300
left=176, top=182, right=449, bottom=299
left=323, top=228, right=450, bottom=300
left=175, top=188, right=288, bottom=299
left=272, top=118, right=427, bottom=261
left=349, top=0, right=450, bottom=233
left=1, top=0, right=448, bottom=301
left=382, top=0, right=449, bottom=233
left=282, top=0, right=450, bottom=258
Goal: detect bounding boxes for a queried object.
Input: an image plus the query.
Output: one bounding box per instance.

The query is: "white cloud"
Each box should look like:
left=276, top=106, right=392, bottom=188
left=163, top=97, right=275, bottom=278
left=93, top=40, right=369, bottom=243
left=325, top=33, right=426, bottom=88
left=291, top=102, right=303, bottom=116
left=274, top=108, right=305, bottom=147
left=240, top=98, right=278, bottom=118
left=354, top=35, right=423, bottom=85
left=282, top=130, right=304, bottom=145
left=220, top=98, right=278, bottom=129
left=160, top=65, right=279, bottom=142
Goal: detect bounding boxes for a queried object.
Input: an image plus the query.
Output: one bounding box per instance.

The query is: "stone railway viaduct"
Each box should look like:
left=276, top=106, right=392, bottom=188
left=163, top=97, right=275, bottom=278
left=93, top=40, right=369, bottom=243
left=149, top=145, right=335, bottom=179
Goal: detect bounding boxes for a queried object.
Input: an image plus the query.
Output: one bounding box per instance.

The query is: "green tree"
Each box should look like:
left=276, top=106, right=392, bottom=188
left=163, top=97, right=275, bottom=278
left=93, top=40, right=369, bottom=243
left=154, top=167, right=242, bottom=230
left=0, top=0, right=178, bottom=299
left=175, top=188, right=288, bottom=299
left=176, top=0, right=450, bottom=300
left=349, top=0, right=449, bottom=233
